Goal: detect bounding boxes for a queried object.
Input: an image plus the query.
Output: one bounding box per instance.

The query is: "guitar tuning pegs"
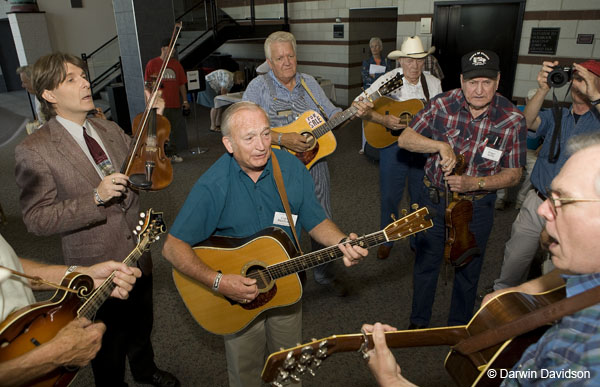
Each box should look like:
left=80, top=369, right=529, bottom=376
left=390, top=214, right=397, bottom=221
left=140, top=211, right=146, bottom=218
left=139, top=220, right=144, bottom=225
left=411, top=203, right=419, bottom=210
left=401, top=209, right=408, bottom=216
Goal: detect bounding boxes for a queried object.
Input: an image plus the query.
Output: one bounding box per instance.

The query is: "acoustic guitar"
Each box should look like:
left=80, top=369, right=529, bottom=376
left=261, top=285, right=566, bottom=387
left=0, top=209, right=165, bottom=387
left=272, top=73, right=404, bottom=170
left=172, top=206, right=433, bottom=336
left=363, top=97, right=425, bottom=148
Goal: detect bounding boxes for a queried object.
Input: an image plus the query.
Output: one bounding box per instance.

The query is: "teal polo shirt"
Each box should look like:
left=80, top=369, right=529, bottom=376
left=170, top=149, right=326, bottom=246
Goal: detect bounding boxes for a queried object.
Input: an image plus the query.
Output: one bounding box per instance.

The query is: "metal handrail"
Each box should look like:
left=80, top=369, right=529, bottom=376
left=176, top=0, right=205, bottom=21
left=84, top=35, right=118, bottom=59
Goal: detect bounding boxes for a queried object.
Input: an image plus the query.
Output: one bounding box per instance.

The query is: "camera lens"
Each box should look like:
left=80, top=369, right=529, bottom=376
left=547, top=66, right=571, bottom=88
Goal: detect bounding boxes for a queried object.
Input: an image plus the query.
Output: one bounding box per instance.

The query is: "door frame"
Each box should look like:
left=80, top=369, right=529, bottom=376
left=432, top=0, right=526, bottom=100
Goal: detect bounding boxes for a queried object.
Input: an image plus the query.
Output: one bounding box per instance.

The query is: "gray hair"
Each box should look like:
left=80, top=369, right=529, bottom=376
left=369, top=37, right=383, bottom=48
left=16, top=65, right=32, bottom=78
left=567, top=132, right=600, bottom=196
left=221, top=101, right=269, bottom=137
left=264, top=31, right=296, bottom=61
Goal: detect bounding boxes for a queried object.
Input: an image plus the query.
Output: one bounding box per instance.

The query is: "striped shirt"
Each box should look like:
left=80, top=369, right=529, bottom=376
left=410, top=88, right=526, bottom=190
left=502, top=273, right=600, bottom=386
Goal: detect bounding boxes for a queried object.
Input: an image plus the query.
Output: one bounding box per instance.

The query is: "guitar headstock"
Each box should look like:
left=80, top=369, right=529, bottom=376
left=378, top=72, right=404, bottom=96
left=383, top=206, right=433, bottom=242
left=262, top=337, right=336, bottom=386
left=133, top=208, right=166, bottom=248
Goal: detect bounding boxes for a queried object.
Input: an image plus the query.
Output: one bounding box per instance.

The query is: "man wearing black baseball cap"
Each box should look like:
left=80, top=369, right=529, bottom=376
left=395, top=49, right=527, bottom=329
left=144, top=38, right=192, bottom=163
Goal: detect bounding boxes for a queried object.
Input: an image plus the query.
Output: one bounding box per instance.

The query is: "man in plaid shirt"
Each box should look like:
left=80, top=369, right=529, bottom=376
left=397, top=50, right=527, bottom=328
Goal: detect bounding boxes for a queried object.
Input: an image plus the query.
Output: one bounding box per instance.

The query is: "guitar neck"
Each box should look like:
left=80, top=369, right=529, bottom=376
left=267, top=230, right=386, bottom=279
left=312, top=89, right=384, bottom=140
left=77, top=237, right=148, bottom=320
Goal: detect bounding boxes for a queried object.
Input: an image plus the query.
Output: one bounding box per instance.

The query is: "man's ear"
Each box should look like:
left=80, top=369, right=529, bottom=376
left=41, top=89, right=56, bottom=104
left=222, top=136, right=234, bottom=154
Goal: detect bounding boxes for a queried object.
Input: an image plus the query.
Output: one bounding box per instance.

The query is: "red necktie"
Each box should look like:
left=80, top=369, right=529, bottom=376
left=83, top=126, right=114, bottom=176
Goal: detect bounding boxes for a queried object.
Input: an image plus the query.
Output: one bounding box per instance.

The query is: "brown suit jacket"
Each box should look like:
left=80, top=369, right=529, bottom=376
left=15, top=117, right=151, bottom=273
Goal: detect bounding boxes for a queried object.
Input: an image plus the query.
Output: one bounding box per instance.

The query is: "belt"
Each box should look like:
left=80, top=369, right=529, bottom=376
left=423, top=176, right=489, bottom=201
left=534, top=188, right=547, bottom=201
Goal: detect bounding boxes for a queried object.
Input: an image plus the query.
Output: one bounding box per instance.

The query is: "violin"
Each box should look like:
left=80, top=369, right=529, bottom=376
left=443, top=154, right=480, bottom=267
left=121, top=22, right=182, bottom=190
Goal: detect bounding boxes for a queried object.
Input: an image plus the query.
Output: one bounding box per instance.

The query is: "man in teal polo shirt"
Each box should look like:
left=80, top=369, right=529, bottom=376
left=162, top=101, right=367, bottom=387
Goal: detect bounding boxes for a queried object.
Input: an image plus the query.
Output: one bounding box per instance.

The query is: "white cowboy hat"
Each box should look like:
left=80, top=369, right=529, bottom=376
left=256, top=61, right=270, bottom=74
left=388, top=36, right=435, bottom=60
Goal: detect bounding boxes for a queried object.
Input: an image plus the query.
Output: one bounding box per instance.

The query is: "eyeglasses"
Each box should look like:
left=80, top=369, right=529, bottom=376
left=545, top=187, right=600, bottom=216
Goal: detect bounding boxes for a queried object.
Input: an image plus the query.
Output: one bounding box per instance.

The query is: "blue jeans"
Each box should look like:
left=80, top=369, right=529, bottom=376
left=410, top=183, right=495, bottom=327
left=379, top=145, right=425, bottom=247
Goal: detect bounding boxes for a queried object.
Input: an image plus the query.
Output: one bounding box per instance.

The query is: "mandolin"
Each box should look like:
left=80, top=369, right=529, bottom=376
left=0, top=209, right=166, bottom=387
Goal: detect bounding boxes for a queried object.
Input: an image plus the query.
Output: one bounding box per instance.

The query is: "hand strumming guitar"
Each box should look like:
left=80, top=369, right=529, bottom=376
left=216, top=273, right=259, bottom=304
left=276, top=132, right=314, bottom=153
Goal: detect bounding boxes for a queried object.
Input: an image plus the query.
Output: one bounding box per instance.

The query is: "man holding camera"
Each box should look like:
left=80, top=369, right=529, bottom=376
left=491, top=59, right=600, bottom=292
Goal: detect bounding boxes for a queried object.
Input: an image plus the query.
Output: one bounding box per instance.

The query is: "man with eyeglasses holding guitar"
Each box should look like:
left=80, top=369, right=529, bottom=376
left=489, top=59, right=600, bottom=295
left=365, top=132, right=600, bottom=386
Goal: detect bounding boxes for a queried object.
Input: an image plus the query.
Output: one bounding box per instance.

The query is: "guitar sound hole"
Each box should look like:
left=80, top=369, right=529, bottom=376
left=245, top=264, right=273, bottom=290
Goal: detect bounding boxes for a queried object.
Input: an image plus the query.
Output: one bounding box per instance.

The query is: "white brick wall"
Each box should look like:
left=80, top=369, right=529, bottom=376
left=218, top=0, right=600, bottom=105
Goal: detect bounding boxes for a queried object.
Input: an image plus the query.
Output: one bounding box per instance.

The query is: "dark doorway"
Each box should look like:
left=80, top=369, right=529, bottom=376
left=432, top=0, right=525, bottom=100
left=0, top=18, right=22, bottom=92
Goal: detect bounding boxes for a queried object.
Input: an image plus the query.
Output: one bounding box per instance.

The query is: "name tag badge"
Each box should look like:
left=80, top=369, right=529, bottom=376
left=482, top=146, right=502, bottom=162
left=273, top=212, right=298, bottom=227
left=277, top=109, right=293, bottom=117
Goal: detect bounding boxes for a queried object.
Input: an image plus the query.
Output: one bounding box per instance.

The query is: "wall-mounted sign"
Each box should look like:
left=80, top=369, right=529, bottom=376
left=187, top=70, right=200, bottom=91
left=577, top=34, right=594, bottom=44
left=333, top=24, right=344, bottom=39
left=528, top=28, right=560, bottom=55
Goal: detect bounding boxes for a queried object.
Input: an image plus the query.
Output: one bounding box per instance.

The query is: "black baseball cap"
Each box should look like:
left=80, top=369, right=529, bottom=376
left=461, top=50, right=500, bottom=79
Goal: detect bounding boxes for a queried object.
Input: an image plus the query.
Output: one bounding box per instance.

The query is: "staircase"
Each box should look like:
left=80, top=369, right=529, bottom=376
left=82, top=0, right=289, bottom=119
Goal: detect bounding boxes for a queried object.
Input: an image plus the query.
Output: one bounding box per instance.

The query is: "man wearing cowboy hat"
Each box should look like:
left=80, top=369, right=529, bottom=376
left=356, top=36, right=443, bottom=260
left=397, top=49, right=527, bottom=329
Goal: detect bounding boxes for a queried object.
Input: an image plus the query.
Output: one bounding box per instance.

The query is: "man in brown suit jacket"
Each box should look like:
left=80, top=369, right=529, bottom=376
left=14, top=52, right=179, bottom=387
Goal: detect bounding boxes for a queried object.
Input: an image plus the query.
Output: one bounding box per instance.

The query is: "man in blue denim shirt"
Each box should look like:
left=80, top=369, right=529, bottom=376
left=364, top=132, right=600, bottom=386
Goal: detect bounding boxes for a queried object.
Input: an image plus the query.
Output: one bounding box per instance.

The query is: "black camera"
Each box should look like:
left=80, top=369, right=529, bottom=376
left=547, top=66, right=573, bottom=88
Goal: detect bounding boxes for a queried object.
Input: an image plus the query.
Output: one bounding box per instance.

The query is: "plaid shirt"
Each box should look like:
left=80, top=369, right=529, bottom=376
left=411, top=88, right=526, bottom=190
left=501, top=273, right=600, bottom=386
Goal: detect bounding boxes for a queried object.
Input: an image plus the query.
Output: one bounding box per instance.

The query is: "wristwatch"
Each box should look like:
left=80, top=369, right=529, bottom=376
left=478, top=178, right=486, bottom=190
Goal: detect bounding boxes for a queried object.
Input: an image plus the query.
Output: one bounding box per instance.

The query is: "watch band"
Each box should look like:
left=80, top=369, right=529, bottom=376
left=591, top=98, right=600, bottom=106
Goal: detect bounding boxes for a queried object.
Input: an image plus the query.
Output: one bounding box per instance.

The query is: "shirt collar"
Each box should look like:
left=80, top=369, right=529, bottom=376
left=56, top=115, right=92, bottom=139
left=562, top=272, right=600, bottom=297
left=229, top=153, right=272, bottom=182
left=268, top=70, right=301, bottom=91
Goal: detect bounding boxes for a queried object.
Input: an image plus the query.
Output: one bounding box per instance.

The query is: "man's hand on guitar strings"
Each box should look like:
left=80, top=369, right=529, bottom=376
left=281, top=132, right=312, bottom=152
left=339, top=233, right=368, bottom=267
left=352, top=98, right=374, bottom=119
left=217, top=273, right=259, bottom=304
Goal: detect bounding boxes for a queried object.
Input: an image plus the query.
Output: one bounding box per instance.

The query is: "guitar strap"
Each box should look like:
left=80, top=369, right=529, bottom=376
left=454, top=284, right=600, bottom=357
left=420, top=73, right=430, bottom=102
left=270, top=151, right=304, bottom=254
left=300, top=78, right=328, bottom=119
